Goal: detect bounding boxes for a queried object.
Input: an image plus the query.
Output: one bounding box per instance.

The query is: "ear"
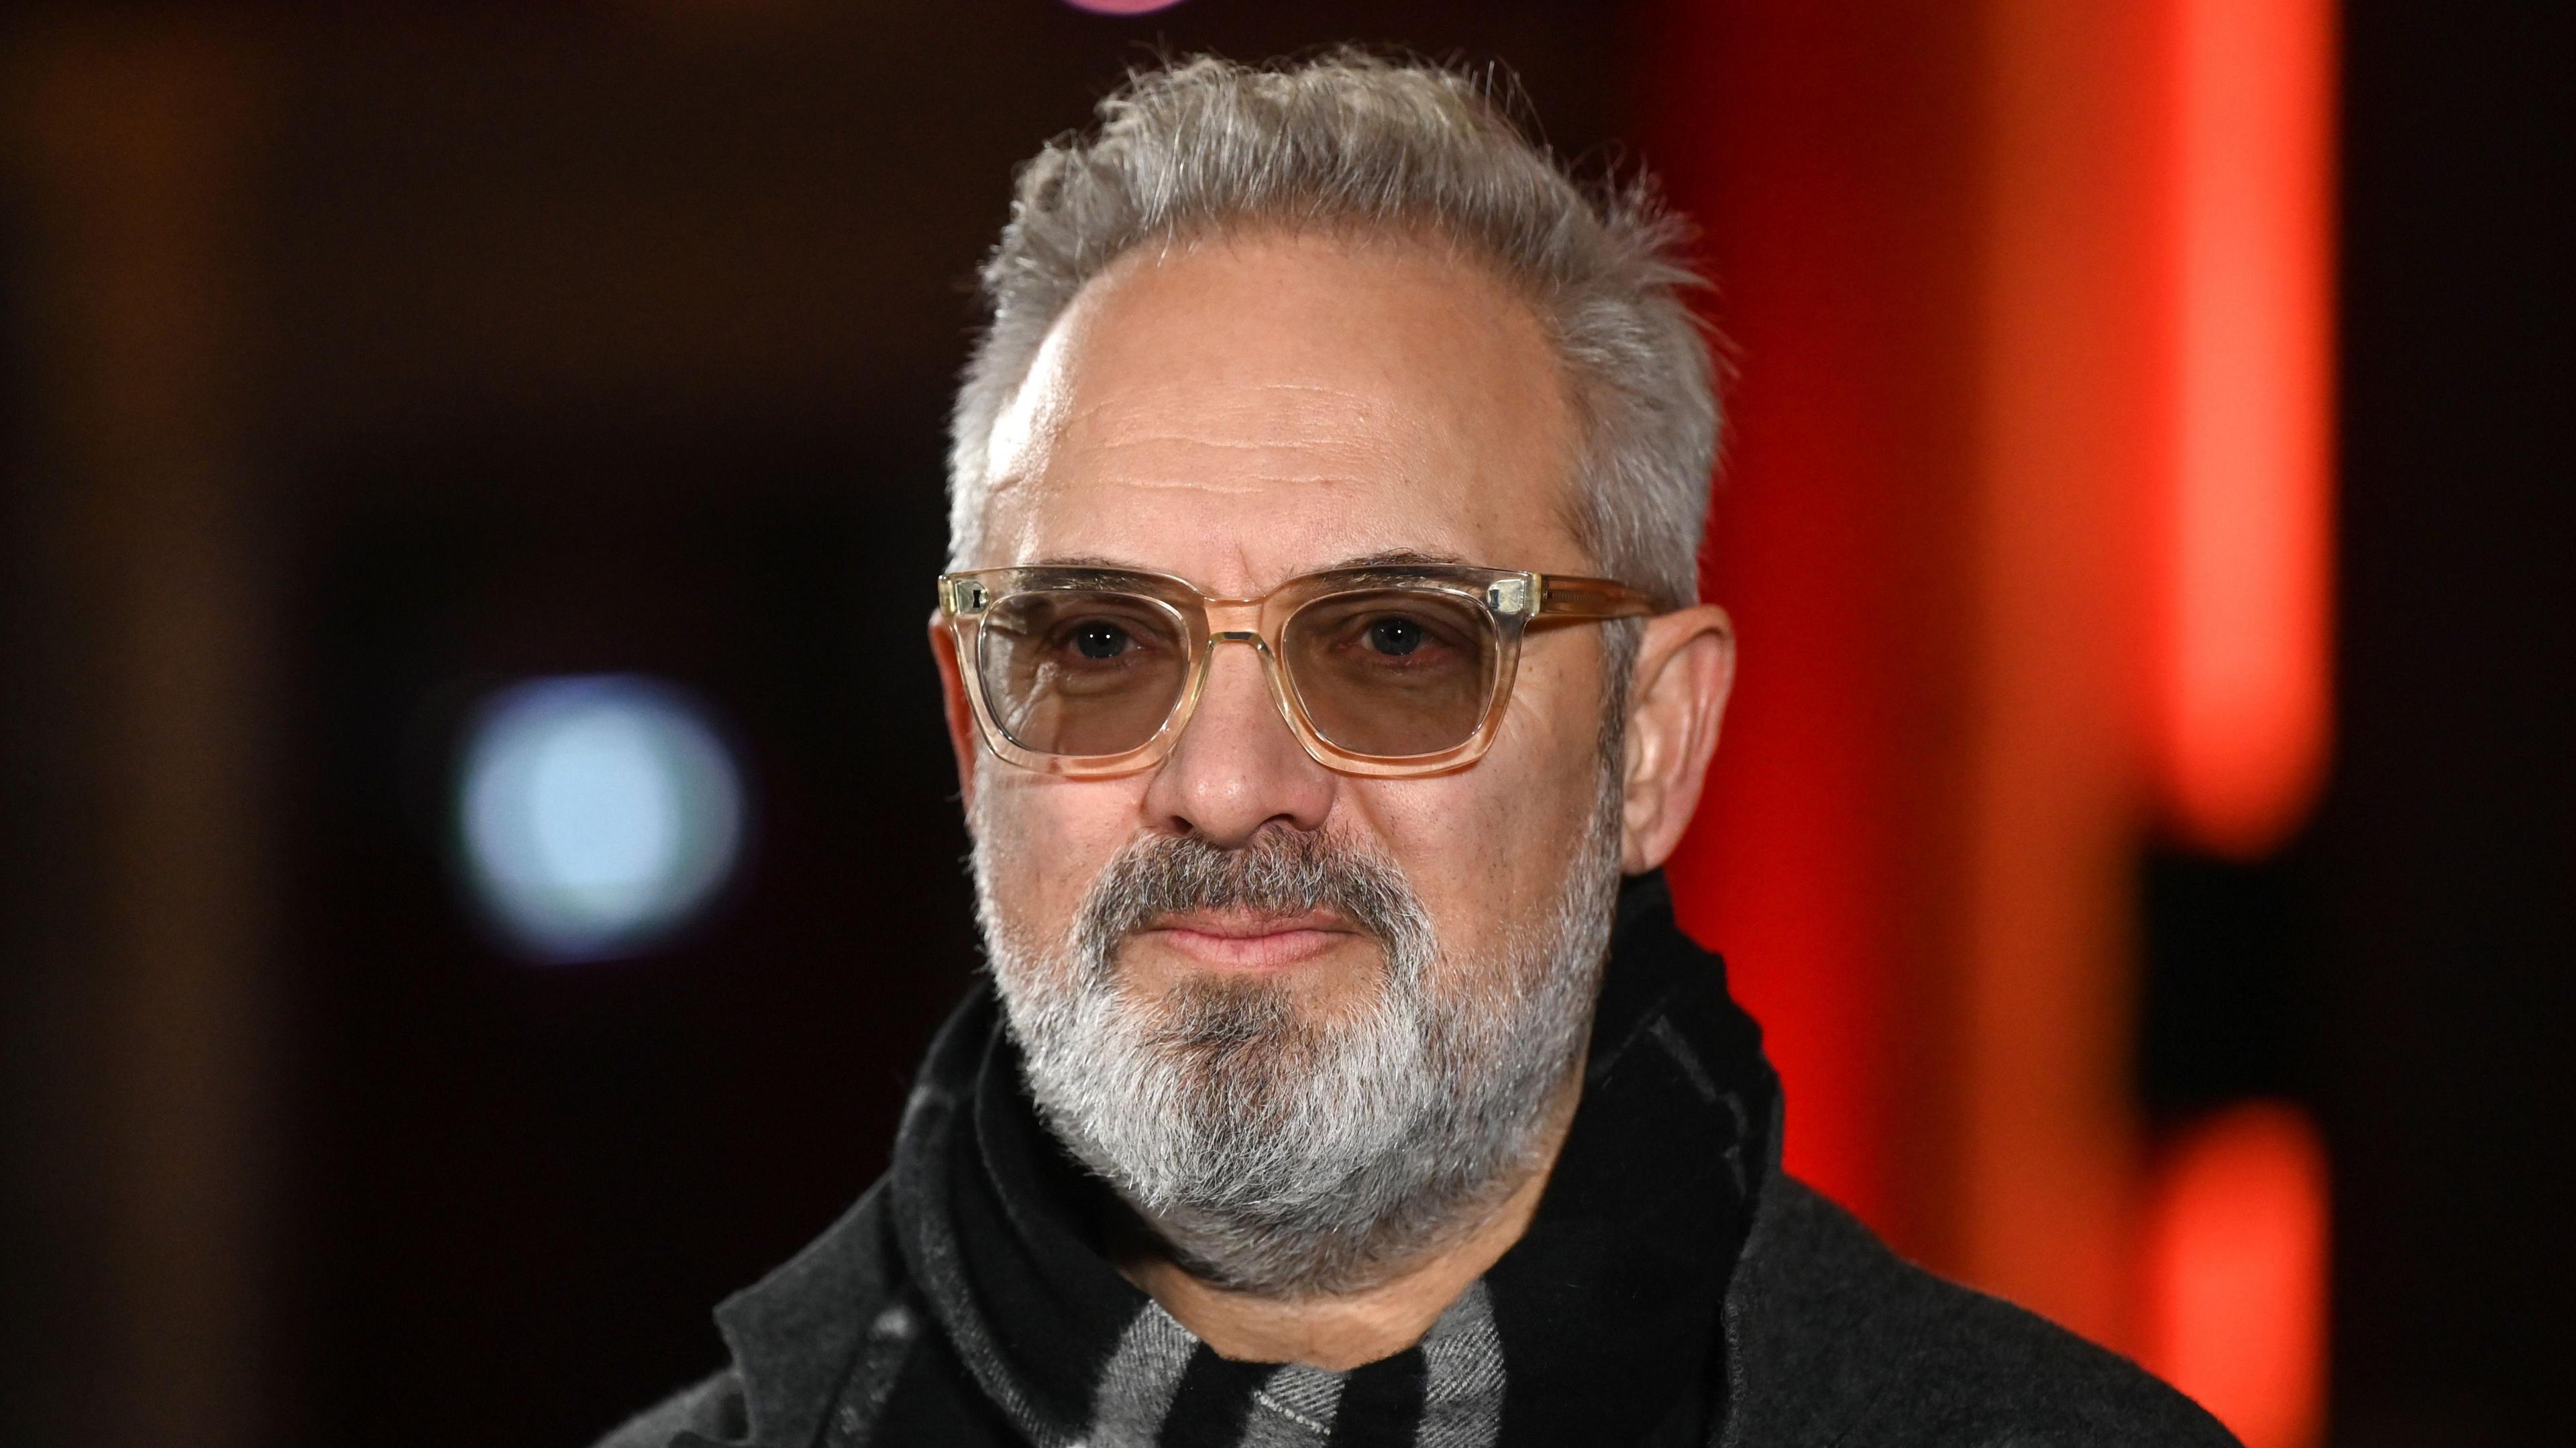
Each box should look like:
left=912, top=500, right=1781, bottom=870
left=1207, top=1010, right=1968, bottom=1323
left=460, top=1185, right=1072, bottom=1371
left=1617, top=604, right=1736, bottom=873
left=928, top=610, right=982, bottom=816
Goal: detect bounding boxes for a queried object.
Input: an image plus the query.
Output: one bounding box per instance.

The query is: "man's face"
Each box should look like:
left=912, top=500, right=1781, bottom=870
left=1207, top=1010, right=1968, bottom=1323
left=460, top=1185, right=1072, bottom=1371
left=962, top=231, right=1613, bottom=1019
left=944, top=231, right=1634, bottom=1287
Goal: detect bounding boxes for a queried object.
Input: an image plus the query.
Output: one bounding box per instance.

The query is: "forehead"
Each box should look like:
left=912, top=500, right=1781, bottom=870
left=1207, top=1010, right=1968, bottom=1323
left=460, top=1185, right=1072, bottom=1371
left=974, top=230, right=1585, bottom=592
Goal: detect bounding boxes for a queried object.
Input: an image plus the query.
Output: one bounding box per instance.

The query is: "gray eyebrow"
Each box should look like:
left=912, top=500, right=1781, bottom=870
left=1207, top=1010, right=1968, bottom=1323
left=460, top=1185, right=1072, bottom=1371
left=1013, top=547, right=1473, bottom=575
left=1019, top=553, right=1139, bottom=569
left=1331, top=548, right=1470, bottom=569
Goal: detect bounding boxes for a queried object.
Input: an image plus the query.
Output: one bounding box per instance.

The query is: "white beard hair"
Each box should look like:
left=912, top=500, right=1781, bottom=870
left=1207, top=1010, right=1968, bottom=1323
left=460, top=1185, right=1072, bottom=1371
left=970, top=756, right=1627, bottom=1298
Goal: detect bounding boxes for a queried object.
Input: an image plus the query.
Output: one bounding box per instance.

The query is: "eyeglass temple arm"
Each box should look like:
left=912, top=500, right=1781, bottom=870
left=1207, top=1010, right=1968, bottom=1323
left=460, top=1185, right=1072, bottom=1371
left=1534, top=574, right=1660, bottom=619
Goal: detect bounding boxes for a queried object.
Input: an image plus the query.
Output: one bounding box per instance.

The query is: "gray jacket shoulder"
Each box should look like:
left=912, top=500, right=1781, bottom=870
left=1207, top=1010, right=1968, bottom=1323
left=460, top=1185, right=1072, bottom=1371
left=592, top=1182, right=902, bottom=1448
left=1723, top=1174, right=2241, bottom=1448
left=596, top=1169, right=2237, bottom=1448
left=593, top=1369, right=748, bottom=1448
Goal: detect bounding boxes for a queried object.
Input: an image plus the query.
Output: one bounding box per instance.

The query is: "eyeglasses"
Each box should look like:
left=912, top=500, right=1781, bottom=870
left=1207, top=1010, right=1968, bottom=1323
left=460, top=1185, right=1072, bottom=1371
left=936, top=563, right=1657, bottom=779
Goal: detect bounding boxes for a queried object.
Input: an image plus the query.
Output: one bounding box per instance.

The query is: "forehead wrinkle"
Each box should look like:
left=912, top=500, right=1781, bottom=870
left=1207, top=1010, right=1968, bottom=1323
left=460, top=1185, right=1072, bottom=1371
left=1055, top=469, right=1389, bottom=496
left=1084, top=379, right=1386, bottom=408
left=1052, top=439, right=1419, bottom=492
left=1078, top=435, right=1383, bottom=460
left=985, top=463, right=1408, bottom=553
left=1020, top=547, right=1467, bottom=568
left=1056, top=378, right=1428, bottom=455
left=994, top=464, right=1515, bottom=590
left=1004, top=547, right=1480, bottom=596
left=1028, top=412, right=1426, bottom=506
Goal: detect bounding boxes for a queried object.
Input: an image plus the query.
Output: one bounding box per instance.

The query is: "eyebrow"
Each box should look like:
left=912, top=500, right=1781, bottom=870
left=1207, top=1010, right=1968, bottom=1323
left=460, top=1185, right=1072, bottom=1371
left=1020, top=553, right=1137, bottom=570
left=1018, top=547, right=1472, bottom=573
left=1334, top=547, right=1470, bottom=569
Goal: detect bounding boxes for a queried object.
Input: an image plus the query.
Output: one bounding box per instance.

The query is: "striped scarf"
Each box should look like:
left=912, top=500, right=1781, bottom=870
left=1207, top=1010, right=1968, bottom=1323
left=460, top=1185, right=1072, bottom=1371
left=868, top=872, right=1774, bottom=1447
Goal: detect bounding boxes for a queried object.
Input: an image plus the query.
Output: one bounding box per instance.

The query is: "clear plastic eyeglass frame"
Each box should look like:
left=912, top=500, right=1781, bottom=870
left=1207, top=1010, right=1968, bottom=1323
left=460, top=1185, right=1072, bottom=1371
left=936, top=563, right=1657, bottom=779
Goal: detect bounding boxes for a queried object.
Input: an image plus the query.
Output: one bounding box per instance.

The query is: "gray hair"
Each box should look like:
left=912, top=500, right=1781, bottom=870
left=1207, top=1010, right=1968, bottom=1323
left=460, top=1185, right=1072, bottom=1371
left=946, top=51, right=1720, bottom=610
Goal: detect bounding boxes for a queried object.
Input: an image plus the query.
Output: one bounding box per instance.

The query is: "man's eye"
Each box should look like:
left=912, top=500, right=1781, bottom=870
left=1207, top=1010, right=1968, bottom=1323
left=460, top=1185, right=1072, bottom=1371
left=1364, top=616, right=1428, bottom=657
left=1069, top=621, right=1135, bottom=661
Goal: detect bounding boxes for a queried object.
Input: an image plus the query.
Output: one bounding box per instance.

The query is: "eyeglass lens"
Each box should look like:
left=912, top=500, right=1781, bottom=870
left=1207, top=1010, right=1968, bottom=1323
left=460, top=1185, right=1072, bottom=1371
left=1279, top=589, right=1497, bottom=755
left=977, top=591, right=1194, bottom=757
left=973, top=585, right=1499, bottom=759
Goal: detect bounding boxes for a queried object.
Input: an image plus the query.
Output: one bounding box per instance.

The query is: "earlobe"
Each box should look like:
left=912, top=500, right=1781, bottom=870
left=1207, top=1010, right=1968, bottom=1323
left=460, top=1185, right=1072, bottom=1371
left=928, top=611, right=982, bottom=816
left=1617, top=606, right=1736, bottom=873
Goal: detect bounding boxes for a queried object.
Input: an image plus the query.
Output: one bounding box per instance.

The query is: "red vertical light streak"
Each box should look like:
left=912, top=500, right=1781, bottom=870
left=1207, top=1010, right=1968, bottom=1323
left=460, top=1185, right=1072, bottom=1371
left=1638, top=0, right=2336, bottom=1359
left=2155, top=0, right=2338, bottom=857
left=2142, top=1103, right=2331, bottom=1448
left=2142, top=10, right=2337, bottom=1432
left=1960, top=0, right=2176, bottom=1345
left=1638, top=3, right=1982, bottom=1241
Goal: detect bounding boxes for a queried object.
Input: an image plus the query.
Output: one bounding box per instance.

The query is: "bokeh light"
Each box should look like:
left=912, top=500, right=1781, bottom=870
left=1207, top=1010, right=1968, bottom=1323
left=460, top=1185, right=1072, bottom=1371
left=1063, top=1, right=1193, bottom=16
left=456, top=675, right=746, bottom=963
left=2142, top=1101, right=2330, bottom=1448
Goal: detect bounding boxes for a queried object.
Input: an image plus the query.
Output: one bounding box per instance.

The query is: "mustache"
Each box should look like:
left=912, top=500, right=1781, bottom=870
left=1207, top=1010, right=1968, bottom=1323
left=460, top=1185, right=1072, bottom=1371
left=1072, top=828, right=1429, bottom=978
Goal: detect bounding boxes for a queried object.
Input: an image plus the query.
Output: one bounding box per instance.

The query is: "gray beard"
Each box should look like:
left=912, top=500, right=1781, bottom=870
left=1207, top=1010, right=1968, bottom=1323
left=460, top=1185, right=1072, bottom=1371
left=971, top=766, right=1625, bottom=1297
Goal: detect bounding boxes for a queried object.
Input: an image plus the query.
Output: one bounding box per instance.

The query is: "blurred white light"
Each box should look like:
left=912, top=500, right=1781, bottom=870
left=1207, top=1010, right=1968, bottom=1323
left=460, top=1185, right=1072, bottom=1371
left=458, top=675, right=745, bottom=963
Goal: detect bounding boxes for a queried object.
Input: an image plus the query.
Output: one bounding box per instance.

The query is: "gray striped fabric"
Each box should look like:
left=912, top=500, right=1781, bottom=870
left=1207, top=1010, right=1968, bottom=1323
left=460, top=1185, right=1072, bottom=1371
left=1413, top=1283, right=1506, bottom=1448
left=1077, top=1284, right=1507, bottom=1448
left=1086, top=1302, right=1200, bottom=1447
left=1240, top=1363, right=1344, bottom=1445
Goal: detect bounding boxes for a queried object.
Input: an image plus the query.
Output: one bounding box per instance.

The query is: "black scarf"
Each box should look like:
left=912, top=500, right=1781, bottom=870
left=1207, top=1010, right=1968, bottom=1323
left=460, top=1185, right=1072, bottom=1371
left=885, top=871, right=1776, bottom=1447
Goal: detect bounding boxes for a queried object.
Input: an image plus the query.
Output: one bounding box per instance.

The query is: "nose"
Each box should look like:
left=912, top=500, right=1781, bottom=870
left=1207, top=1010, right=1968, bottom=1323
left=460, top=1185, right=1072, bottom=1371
left=1140, top=636, right=1336, bottom=847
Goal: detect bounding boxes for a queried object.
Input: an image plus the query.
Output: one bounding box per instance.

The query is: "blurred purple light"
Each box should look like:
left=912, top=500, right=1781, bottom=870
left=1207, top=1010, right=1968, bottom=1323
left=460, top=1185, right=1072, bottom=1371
left=1063, top=0, right=1193, bottom=15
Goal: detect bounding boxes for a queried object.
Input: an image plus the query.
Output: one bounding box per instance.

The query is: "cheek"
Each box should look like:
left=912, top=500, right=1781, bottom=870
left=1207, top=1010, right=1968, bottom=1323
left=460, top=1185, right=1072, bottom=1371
left=1345, top=647, right=1609, bottom=958
left=973, top=773, right=1146, bottom=948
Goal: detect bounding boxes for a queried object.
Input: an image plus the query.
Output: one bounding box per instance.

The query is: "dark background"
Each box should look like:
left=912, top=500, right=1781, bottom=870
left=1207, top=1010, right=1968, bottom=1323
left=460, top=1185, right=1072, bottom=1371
left=0, top=2, right=2564, bottom=1444
left=2299, top=3, right=2568, bottom=1431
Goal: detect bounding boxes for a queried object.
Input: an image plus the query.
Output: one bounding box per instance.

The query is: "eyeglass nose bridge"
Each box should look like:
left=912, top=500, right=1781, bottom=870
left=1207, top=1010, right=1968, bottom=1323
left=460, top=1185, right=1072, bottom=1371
left=1175, top=626, right=1323, bottom=763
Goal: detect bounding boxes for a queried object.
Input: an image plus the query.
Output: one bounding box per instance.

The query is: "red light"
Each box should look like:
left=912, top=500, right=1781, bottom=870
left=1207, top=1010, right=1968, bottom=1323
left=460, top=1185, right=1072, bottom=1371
left=2153, top=0, right=2338, bottom=858
left=2141, top=1103, right=2330, bottom=1448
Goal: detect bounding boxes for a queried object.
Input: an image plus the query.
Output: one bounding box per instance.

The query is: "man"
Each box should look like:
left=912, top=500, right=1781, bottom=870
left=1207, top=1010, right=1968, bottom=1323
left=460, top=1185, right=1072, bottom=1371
left=602, top=53, right=2235, bottom=1448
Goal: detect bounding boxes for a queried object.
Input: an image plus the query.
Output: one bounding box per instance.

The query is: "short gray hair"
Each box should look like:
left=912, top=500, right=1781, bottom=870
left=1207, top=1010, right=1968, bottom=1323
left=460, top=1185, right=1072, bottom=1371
left=947, top=51, right=1719, bottom=609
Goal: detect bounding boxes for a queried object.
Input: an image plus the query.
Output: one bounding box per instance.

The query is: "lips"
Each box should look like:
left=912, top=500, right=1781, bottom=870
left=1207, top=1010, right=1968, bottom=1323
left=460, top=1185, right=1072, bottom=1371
left=1138, top=907, right=1358, bottom=971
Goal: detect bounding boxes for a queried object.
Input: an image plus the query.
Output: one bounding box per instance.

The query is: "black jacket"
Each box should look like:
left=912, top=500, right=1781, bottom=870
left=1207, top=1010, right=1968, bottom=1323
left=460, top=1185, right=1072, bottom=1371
left=597, top=879, right=2235, bottom=1447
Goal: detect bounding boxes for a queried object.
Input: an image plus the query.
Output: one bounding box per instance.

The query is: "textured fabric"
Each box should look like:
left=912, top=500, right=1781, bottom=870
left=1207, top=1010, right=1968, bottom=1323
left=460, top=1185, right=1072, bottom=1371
left=1717, top=1172, right=2241, bottom=1448
left=593, top=875, right=2241, bottom=1448
left=840, top=871, right=1768, bottom=1446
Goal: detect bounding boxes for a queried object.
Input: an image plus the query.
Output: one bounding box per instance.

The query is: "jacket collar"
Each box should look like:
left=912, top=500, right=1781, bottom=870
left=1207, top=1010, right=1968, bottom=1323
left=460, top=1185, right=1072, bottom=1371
left=709, top=869, right=1779, bottom=1446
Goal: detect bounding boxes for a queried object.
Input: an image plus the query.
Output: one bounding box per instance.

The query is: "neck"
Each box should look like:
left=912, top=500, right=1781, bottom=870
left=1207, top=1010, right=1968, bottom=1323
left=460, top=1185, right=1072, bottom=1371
left=1108, top=1064, right=1583, bottom=1372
